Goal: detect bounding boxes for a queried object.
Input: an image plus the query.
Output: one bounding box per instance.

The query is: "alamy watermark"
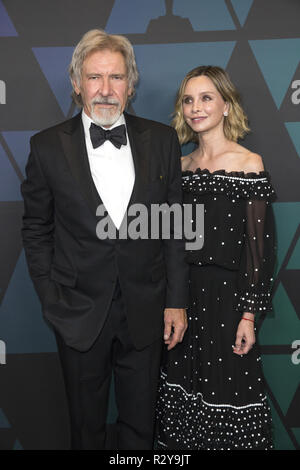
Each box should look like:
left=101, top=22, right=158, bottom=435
left=96, top=203, right=204, bottom=250
left=0, top=80, right=6, bottom=104
left=0, top=340, right=6, bottom=365
left=291, top=340, right=300, bottom=365
left=291, top=80, right=300, bottom=105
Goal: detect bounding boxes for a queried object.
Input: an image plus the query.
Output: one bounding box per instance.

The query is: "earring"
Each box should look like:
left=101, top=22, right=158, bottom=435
left=223, top=111, right=228, bottom=116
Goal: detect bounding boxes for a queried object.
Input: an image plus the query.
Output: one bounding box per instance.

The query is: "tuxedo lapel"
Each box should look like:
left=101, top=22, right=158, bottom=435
left=59, top=113, right=101, bottom=216
left=58, top=113, right=151, bottom=220
left=125, top=113, right=151, bottom=206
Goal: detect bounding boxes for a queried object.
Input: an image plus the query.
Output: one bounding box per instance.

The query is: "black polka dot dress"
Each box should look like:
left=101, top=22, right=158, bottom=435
left=156, top=169, right=276, bottom=450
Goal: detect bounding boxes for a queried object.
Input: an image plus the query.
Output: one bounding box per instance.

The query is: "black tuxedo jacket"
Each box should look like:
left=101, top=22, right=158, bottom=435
left=21, top=112, right=189, bottom=351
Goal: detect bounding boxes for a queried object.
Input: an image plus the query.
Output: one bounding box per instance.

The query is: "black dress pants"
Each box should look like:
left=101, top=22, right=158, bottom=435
left=55, top=284, right=163, bottom=450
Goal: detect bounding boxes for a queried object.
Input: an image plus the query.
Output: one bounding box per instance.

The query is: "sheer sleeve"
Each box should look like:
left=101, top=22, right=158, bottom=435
left=237, top=197, right=277, bottom=315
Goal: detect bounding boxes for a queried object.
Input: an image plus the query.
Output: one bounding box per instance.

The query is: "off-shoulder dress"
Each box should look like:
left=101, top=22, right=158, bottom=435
left=156, top=169, right=276, bottom=450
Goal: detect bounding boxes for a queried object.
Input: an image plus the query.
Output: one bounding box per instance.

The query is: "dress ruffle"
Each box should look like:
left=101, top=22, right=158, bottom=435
left=157, top=372, right=273, bottom=450
left=182, top=168, right=276, bottom=202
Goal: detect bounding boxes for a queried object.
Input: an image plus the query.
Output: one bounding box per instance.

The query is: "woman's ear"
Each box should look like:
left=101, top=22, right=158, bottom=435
left=223, top=102, right=229, bottom=116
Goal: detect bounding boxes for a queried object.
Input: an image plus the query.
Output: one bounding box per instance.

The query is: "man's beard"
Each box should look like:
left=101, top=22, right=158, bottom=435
left=90, top=97, right=122, bottom=127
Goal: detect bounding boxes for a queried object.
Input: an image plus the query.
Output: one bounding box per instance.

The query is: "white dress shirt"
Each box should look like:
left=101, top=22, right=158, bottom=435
left=82, top=111, right=135, bottom=230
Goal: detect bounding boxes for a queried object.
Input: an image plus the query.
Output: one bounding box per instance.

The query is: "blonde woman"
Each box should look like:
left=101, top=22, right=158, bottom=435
left=156, top=66, right=276, bottom=450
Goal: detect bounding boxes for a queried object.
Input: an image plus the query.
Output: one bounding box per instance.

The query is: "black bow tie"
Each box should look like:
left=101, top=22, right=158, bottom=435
left=89, top=123, right=127, bottom=149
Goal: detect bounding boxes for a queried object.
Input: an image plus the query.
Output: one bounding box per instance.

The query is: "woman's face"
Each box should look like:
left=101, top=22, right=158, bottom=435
left=182, top=75, right=228, bottom=135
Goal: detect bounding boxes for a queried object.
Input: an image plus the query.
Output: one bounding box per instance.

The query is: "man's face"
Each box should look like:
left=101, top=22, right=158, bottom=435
left=74, top=49, right=132, bottom=128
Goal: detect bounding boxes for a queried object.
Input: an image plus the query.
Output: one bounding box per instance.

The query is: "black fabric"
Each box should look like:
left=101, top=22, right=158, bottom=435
left=21, top=112, right=189, bottom=352
left=56, top=292, right=163, bottom=450
left=89, top=123, right=127, bottom=149
left=156, top=170, right=276, bottom=450
left=156, top=265, right=273, bottom=450
left=21, top=111, right=189, bottom=451
left=182, top=169, right=277, bottom=314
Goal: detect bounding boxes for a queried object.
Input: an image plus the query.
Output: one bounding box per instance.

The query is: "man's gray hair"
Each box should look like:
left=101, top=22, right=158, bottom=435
left=69, top=29, right=139, bottom=107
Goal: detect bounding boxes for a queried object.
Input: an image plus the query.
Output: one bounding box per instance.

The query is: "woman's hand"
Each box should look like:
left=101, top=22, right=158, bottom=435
left=233, top=312, right=255, bottom=355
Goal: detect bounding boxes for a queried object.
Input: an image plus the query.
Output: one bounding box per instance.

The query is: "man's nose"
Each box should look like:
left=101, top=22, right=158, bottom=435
left=100, top=77, right=112, bottom=96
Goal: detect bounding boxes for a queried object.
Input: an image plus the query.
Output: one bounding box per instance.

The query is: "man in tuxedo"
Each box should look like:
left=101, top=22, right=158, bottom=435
left=21, top=29, right=188, bottom=450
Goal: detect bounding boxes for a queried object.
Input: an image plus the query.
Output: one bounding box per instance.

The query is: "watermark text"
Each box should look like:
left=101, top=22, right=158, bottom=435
left=0, top=80, right=6, bottom=104
left=0, top=340, right=6, bottom=365
left=291, top=340, right=300, bottom=365
left=96, top=203, right=204, bottom=250
left=291, top=80, right=300, bottom=104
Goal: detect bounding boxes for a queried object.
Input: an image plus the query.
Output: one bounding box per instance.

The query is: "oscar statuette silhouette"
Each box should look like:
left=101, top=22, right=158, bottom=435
left=147, top=0, right=193, bottom=34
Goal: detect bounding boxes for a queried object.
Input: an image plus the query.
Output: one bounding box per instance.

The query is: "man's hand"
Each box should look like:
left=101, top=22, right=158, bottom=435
left=163, top=308, right=187, bottom=350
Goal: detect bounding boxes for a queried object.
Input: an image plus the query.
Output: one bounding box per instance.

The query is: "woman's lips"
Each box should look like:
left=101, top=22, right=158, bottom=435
left=192, top=116, right=207, bottom=122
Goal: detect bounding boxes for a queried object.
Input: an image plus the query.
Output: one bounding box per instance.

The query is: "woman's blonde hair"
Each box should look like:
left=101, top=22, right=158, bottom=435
left=172, top=65, right=250, bottom=144
left=69, top=29, right=139, bottom=107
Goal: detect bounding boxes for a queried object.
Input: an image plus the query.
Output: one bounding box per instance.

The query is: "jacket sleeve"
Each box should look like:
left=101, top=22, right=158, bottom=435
left=21, top=136, right=55, bottom=303
left=163, top=128, right=189, bottom=308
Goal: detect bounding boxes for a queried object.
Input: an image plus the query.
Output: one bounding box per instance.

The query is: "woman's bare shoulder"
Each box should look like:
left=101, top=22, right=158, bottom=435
left=241, top=151, right=264, bottom=174
left=227, top=144, right=264, bottom=174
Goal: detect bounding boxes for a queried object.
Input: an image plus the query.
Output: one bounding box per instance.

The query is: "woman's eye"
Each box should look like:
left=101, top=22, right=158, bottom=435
left=183, top=97, right=192, bottom=104
left=203, top=95, right=212, bottom=101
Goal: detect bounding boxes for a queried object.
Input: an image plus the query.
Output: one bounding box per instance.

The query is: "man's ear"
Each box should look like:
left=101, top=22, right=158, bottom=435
left=73, top=80, right=81, bottom=96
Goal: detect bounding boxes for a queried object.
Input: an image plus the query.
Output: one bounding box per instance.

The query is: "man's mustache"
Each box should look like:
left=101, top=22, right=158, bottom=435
left=92, top=97, right=120, bottom=106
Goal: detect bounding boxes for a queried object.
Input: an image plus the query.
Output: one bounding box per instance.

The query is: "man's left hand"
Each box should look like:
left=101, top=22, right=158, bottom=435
left=163, top=308, right=187, bottom=350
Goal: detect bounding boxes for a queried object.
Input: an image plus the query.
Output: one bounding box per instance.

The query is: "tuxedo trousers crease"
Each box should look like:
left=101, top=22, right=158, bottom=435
left=55, top=282, right=163, bottom=450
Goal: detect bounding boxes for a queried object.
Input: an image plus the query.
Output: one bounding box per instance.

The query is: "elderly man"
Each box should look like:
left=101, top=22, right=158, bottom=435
left=21, top=29, right=188, bottom=450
